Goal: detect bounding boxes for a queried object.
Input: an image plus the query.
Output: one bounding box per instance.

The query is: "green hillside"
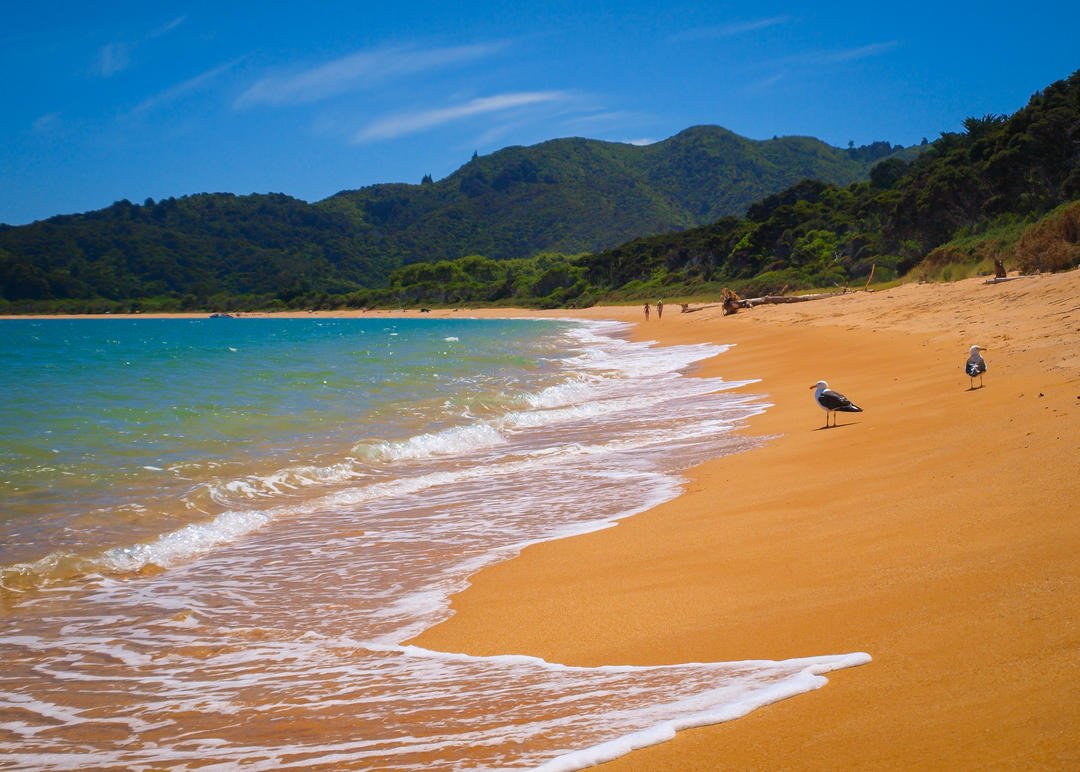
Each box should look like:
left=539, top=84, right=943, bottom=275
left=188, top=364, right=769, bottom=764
left=0, top=127, right=908, bottom=309
left=319, top=128, right=911, bottom=266
left=0, top=193, right=394, bottom=304
left=573, top=70, right=1080, bottom=297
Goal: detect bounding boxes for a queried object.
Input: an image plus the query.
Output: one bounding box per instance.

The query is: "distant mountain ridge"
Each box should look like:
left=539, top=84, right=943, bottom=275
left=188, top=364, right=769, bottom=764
left=319, top=127, right=915, bottom=264
left=0, top=126, right=913, bottom=303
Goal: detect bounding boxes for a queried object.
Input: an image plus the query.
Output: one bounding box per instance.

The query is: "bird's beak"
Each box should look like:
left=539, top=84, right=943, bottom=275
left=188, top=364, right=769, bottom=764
left=808, top=384, right=816, bottom=389
left=980, top=347, right=988, bottom=351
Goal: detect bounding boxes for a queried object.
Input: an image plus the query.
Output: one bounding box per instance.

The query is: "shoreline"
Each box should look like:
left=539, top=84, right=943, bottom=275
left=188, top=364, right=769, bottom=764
left=6, top=275, right=1078, bottom=767
left=408, top=272, right=1080, bottom=769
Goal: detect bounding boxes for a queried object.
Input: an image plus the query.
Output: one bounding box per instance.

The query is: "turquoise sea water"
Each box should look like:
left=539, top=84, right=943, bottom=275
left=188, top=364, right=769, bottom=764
left=0, top=317, right=868, bottom=770
left=0, top=318, right=574, bottom=568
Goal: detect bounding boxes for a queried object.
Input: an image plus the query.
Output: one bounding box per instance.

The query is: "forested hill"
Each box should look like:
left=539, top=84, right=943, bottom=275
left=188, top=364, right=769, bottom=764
left=319, top=128, right=915, bottom=264
left=0, top=127, right=911, bottom=304
left=571, top=69, right=1080, bottom=298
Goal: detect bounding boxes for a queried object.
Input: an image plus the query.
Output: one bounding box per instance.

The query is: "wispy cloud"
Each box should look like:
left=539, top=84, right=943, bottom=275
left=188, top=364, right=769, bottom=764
left=810, top=41, right=900, bottom=63
left=744, top=71, right=786, bottom=92
left=671, top=16, right=791, bottom=42
left=235, top=42, right=506, bottom=109
left=778, top=41, right=900, bottom=67
left=149, top=16, right=187, bottom=39
left=558, top=110, right=659, bottom=142
left=563, top=110, right=649, bottom=129
left=32, top=112, right=62, bottom=133
left=738, top=41, right=899, bottom=82
left=353, top=91, right=572, bottom=143
left=128, top=58, right=245, bottom=117
left=472, top=118, right=533, bottom=148
left=94, top=16, right=187, bottom=77
left=96, top=42, right=132, bottom=77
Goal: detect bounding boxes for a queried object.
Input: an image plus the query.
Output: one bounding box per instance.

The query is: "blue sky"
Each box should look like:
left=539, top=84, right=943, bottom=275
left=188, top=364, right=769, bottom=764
left=2, top=1, right=1077, bottom=225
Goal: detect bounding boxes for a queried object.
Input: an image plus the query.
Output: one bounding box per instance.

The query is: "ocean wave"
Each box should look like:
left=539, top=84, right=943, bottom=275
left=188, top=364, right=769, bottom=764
left=207, top=459, right=369, bottom=503
left=1, top=411, right=761, bottom=594
left=354, top=422, right=506, bottom=462
left=559, top=320, right=728, bottom=378
left=1, top=509, right=273, bottom=591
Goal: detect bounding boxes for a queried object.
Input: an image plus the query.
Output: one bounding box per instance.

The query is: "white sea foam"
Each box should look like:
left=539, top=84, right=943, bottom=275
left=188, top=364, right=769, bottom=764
left=99, top=509, right=272, bottom=573
left=520, top=375, right=601, bottom=409
left=534, top=653, right=874, bottom=772
left=209, top=459, right=367, bottom=502
left=355, top=422, right=506, bottom=462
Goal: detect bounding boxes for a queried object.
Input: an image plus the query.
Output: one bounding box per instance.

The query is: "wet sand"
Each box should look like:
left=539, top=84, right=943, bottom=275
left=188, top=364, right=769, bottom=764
left=411, top=271, right=1080, bottom=769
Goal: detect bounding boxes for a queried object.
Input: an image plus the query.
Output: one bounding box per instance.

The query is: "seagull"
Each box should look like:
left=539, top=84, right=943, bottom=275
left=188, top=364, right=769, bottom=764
left=965, top=345, right=988, bottom=389
left=810, top=380, right=863, bottom=428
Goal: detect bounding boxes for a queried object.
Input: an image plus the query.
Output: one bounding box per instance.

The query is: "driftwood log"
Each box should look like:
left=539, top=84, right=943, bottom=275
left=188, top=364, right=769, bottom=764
left=720, top=264, right=877, bottom=314
left=984, top=275, right=1036, bottom=284
left=742, top=291, right=845, bottom=306
left=720, top=287, right=845, bottom=313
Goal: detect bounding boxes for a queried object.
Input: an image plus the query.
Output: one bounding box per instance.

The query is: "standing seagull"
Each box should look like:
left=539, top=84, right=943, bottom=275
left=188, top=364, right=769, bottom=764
left=965, top=345, right=988, bottom=389
left=810, top=380, right=863, bottom=428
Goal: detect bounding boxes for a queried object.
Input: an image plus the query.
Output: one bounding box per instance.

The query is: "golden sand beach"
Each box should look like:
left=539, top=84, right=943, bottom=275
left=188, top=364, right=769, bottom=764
left=408, top=270, right=1080, bottom=769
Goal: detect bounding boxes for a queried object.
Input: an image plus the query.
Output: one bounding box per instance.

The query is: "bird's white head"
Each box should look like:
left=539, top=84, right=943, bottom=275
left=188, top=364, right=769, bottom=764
left=969, top=345, right=987, bottom=354
left=810, top=380, right=828, bottom=391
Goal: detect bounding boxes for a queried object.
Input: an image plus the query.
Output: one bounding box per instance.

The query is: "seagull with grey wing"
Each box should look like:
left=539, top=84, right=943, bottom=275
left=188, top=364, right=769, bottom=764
left=965, top=345, right=987, bottom=389
left=811, top=380, right=862, bottom=428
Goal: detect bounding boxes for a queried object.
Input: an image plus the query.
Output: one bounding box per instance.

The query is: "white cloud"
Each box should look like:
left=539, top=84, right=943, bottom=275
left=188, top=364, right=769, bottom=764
left=472, top=119, right=529, bottom=148
left=563, top=110, right=652, bottom=131
left=815, top=41, right=899, bottom=62
left=235, top=42, right=506, bottom=109
left=672, top=16, right=791, bottom=42
left=778, top=41, right=900, bottom=67
left=745, top=72, right=786, bottom=92
left=352, top=91, right=571, bottom=143
left=742, top=41, right=899, bottom=79
left=32, top=112, right=61, bottom=133
left=93, top=16, right=187, bottom=77
left=96, top=41, right=132, bottom=77
left=149, top=16, right=187, bottom=39
left=128, top=58, right=245, bottom=117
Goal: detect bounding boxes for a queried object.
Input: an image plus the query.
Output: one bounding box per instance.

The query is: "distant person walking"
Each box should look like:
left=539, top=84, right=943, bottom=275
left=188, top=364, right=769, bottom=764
left=656, top=299, right=663, bottom=319
left=643, top=302, right=650, bottom=320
